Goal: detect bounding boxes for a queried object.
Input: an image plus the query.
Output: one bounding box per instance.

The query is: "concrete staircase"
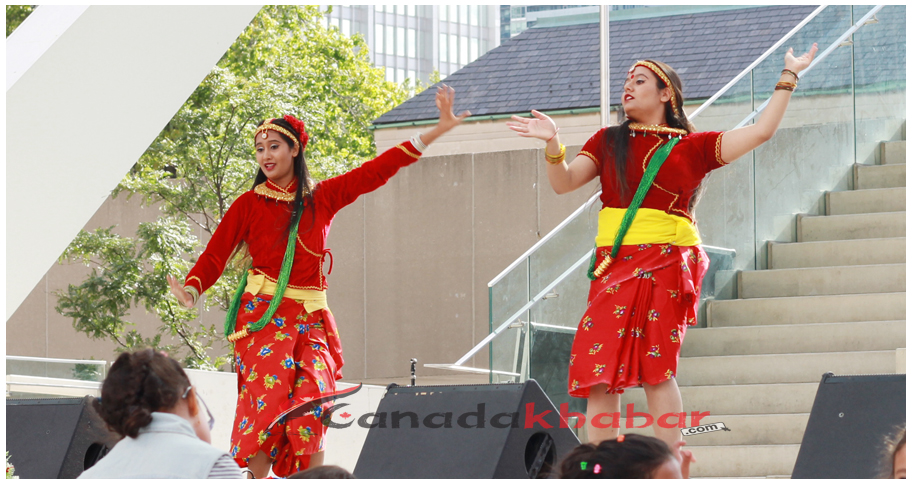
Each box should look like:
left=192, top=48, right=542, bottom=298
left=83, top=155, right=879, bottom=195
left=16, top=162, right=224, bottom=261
left=617, top=139, right=906, bottom=478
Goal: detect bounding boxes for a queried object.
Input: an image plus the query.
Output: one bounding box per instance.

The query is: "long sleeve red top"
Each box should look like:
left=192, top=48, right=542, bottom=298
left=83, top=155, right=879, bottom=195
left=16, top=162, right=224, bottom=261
left=183, top=142, right=423, bottom=294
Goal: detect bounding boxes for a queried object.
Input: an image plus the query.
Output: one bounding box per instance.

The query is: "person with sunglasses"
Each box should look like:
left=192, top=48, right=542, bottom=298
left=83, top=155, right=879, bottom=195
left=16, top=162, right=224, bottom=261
left=79, top=349, right=242, bottom=479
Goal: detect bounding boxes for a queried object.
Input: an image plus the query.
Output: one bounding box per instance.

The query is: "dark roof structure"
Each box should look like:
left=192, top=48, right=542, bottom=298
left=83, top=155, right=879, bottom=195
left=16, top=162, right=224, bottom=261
left=374, top=6, right=821, bottom=125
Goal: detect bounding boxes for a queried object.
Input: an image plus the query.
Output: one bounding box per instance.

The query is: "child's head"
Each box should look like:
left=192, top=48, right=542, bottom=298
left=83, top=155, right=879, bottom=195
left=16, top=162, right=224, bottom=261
left=558, top=434, right=681, bottom=479
left=884, top=426, right=906, bottom=479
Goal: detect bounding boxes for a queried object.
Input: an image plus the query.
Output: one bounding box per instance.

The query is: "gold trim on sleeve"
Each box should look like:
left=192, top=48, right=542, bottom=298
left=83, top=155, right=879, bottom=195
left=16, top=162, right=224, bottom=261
left=715, top=132, right=727, bottom=165
left=396, top=144, right=422, bottom=159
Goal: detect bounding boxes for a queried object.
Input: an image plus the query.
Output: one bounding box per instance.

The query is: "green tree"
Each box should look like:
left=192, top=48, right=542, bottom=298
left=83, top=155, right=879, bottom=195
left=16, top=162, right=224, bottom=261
left=6, top=5, right=35, bottom=37
left=56, top=5, right=408, bottom=369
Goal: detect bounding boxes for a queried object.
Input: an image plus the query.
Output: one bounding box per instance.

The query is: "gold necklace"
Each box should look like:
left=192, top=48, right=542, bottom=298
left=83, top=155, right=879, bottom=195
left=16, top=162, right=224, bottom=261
left=628, top=122, right=688, bottom=138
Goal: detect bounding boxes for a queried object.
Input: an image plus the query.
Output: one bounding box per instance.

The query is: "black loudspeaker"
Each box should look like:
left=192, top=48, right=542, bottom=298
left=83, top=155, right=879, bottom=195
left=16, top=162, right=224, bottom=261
left=792, top=373, right=906, bottom=479
left=6, top=396, right=121, bottom=479
left=353, top=380, right=581, bottom=478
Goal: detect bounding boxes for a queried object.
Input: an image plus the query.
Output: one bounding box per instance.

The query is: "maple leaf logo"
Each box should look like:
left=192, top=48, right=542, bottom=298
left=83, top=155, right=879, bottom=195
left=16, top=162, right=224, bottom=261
left=339, top=412, right=352, bottom=419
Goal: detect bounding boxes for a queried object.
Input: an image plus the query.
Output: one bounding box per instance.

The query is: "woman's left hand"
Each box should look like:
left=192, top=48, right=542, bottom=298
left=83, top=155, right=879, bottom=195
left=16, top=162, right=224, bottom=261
left=785, top=43, right=818, bottom=74
left=435, top=84, right=471, bottom=132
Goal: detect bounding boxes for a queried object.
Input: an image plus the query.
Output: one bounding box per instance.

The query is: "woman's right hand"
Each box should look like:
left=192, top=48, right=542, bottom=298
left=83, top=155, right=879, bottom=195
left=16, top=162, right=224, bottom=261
left=167, top=275, right=195, bottom=308
left=506, top=110, right=559, bottom=141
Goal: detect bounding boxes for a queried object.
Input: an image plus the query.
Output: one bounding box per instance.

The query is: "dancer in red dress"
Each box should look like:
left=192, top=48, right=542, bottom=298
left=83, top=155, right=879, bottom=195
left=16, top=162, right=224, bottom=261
left=168, top=85, right=469, bottom=478
left=508, top=45, right=817, bottom=448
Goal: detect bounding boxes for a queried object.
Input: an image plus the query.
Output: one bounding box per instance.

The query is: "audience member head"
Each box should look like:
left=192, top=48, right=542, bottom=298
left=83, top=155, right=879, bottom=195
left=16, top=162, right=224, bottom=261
left=558, top=434, right=681, bottom=479
left=884, top=426, right=906, bottom=479
left=94, top=349, right=210, bottom=443
left=287, top=465, right=356, bottom=479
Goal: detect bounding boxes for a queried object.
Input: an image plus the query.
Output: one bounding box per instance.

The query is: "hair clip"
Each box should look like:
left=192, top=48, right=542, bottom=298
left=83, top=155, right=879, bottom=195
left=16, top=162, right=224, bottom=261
left=580, top=461, right=588, bottom=471
left=593, top=464, right=602, bottom=474
left=617, top=434, right=626, bottom=443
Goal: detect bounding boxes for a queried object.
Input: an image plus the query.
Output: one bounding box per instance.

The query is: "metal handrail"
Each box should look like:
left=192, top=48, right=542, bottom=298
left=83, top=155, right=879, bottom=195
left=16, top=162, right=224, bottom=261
left=688, top=5, right=827, bottom=120
left=7, top=355, right=107, bottom=366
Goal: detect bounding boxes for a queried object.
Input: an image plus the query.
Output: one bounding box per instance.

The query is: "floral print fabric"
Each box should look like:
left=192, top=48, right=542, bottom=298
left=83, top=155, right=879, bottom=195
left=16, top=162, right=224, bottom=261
left=568, top=244, right=708, bottom=398
left=229, top=292, right=340, bottom=477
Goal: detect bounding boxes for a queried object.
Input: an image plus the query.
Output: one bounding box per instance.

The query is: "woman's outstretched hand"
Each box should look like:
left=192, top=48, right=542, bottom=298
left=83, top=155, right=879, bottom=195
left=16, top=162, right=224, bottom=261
left=435, top=84, right=471, bottom=132
left=167, top=275, right=194, bottom=308
left=785, top=43, right=818, bottom=74
left=506, top=110, right=558, bottom=141
left=417, top=84, right=470, bottom=147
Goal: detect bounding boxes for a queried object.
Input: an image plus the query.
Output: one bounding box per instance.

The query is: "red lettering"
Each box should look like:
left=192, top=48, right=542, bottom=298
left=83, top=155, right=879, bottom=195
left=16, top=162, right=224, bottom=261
left=559, top=402, right=585, bottom=429
left=658, top=412, right=687, bottom=428
left=524, top=402, right=553, bottom=429
left=626, top=403, right=653, bottom=428
left=592, top=412, right=621, bottom=428
left=690, top=411, right=710, bottom=427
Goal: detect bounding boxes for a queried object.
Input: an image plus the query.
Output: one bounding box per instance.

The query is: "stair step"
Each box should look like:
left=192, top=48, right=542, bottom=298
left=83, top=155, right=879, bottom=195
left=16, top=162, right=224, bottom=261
left=682, top=321, right=906, bottom=356
left=738, top=263, right=905, bottom=298
left=856, top=163, right=906, bottom=189
left=622, top=382, right=818, bottom=416
left=686, top=444, right=799, bottom=477
left=707, top=292, right=905, bottom=327
left=826, top=187, right=905, bottom=215
left=881, top=140, right=906, bottom=165
left=798, top=211, right=905, bottom=242
left=676, top=350, right=896, bottom=386
left=617, top=413, right=810, bottom=446
left=768, top=237, right=905, bottom=269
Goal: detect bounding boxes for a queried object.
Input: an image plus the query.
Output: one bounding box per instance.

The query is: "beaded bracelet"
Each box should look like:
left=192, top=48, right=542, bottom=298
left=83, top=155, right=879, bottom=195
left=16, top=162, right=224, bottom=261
left=545, top=144, right=566, bottom=165
left=781, top=69, right=799, bottom=81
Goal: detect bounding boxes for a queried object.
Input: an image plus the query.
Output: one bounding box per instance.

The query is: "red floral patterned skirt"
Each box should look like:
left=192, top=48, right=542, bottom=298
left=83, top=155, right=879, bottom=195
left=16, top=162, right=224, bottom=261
left=228, top=292, right=344, bottom=477
left=568, top=244, right=708, bottom=398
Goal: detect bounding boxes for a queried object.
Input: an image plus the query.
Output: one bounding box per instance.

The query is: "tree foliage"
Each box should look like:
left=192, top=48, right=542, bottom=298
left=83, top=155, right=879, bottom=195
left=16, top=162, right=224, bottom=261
left=6, top=5, right=35, bottom=37
left=56, top=5, right=408, bottom=369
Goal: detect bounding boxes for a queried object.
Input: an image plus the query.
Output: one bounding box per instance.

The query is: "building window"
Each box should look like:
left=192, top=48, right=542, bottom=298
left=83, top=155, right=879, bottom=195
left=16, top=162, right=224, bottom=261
left=396, top=27, right=405, bottom=56
left=386, top=67, right=394, bottom=82
left=375, top=25, right=384, bottom=54
left=460, top=36, right=468, bottom=65
left=449, top=34, right=458, bottom=64
left=396, top=68, right=405, bottom=83
left=407, top=5, right=416, bottom=17
left=440, top=5, right=447, bottom=21
left=342, top=18, right=350, bottom=36
left=439, top=33, right=447, bottom=63
left=470, top=38, right=478, bottom=62
left=470, top=5, right=478, bottom=26
left=459, top=5, right=467, bottom=24
left=375, top=4, right=384, bottom=12
left=407, top=28, right=416, bottom=58
left=386, top=25, right=394, bottom=56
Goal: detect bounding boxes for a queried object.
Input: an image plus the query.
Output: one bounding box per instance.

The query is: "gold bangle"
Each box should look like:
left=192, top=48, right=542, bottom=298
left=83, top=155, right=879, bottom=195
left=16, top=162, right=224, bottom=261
left=545, top=144, right=566, bottom=165
left=781, top=69, right=799, bottom=81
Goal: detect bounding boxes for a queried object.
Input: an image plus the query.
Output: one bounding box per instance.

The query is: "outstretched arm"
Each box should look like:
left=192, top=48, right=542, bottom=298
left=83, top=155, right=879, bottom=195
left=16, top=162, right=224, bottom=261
left=320, top=84, right=470, bottom=215
left=719, top=43, right=818, bottom=163
left=506, top=110, right=598, bottom=194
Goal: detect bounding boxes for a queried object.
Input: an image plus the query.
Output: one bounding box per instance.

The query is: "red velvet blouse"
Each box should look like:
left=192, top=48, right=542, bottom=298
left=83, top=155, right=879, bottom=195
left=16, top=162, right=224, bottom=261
left=579, top=127, right=727, bottom=223
left=183, top=142, right=424, bottom=295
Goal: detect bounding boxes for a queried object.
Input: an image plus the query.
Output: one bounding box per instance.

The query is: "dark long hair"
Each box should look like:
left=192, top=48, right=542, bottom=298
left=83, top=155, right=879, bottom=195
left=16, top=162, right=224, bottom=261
left=557, top=434, right=676, bottom=479
left=253, top=117, right=317, bottom=238
left=94, top=349, right=192, bottom=438
left=601, top=60, right=697, bottom=208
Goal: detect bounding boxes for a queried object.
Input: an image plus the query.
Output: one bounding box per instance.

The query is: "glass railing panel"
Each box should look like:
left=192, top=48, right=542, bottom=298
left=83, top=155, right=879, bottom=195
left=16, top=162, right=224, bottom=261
left=751, top=5, right=855, bottom=268
left=528, top=203, right=598, bottom=300
left=488, top=325, right=525, bottom=384
left=852, top=5, right=906, bottom=165
left=691, top=74, right=757, bottom=271
left=526, top=263, right=590, bottom=414
left=488, top=261, right=528, bottom=381
left=6, top=356, right=106, bottom=382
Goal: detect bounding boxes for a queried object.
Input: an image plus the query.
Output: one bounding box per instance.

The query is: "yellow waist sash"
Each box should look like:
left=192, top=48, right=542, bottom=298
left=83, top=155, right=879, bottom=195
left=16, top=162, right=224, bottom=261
left=595, top=207, right=701, bottom=247
left=245, top=271, right=330, bottom=314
